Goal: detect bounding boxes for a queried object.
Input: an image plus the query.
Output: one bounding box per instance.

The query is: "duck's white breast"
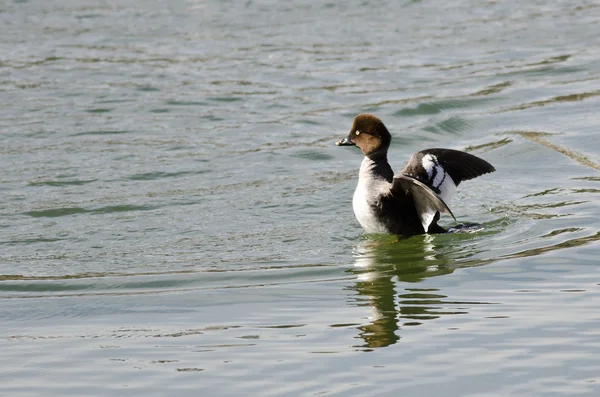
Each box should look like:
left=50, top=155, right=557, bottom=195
left=352, top=170, right=391, bottom=234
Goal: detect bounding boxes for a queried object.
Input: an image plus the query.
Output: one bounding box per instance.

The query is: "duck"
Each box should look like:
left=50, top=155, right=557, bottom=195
left=336, top=113, right=495, bottom=236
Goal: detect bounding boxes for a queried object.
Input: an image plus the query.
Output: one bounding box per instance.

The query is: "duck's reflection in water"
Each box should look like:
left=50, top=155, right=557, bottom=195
left=347, top=235, right=483, bottom=350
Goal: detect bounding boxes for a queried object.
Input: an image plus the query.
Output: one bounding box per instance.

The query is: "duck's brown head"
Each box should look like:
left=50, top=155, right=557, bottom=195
left=336, top=113, right=392, bottom=157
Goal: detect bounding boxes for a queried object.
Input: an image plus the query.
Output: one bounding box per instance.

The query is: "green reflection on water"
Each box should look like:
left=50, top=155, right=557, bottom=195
left=346, top=222, right=600, bottom=350
left=346, top=233, right=493, bottom=349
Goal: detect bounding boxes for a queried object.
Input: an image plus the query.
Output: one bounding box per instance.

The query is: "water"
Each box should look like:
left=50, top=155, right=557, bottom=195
left=2, top=0, right=600, bottom=395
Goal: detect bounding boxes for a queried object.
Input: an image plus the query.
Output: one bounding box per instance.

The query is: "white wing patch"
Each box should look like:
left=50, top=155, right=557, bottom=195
left=436, top=172, right=456, bottom=204
left=421, top=154, right=457, bottom=204
left=421, top=154, right=436, bottom=179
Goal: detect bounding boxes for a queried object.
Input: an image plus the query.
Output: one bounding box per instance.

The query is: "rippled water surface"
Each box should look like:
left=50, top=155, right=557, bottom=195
left=2, top=0, right=600, bottom=395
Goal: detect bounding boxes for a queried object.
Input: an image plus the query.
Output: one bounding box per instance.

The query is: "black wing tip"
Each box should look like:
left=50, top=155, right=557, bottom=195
left=468, top=158, right=496, bottom=177
left=465, top=158, right=496, bottom=180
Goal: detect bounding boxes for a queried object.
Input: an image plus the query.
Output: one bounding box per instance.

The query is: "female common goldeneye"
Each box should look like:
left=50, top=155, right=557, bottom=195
left=336, top=113, right=495, bottom=236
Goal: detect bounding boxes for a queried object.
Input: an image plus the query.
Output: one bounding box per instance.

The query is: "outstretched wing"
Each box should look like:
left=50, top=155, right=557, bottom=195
left=389, top=175, right=456, bottom=233
left=401, top=148, right=495, bottom=204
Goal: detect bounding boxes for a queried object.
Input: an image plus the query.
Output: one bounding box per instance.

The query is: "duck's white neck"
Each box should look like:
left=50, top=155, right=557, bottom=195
left=359, top=155, right=394, bottom=184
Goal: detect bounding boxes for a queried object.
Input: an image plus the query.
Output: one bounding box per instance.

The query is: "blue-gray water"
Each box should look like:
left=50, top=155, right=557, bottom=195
left=2, top=0, right=600, bottom=395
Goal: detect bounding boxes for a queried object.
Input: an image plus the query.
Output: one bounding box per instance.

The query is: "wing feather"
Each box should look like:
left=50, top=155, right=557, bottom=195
left=402, top=148, right=495, bottom=186
left=390, top=175, right=456, bottom=231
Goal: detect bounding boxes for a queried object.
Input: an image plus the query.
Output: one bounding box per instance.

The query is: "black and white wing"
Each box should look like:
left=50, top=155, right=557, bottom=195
left=400, top=148, right=496, bottom=204
left=389, top=175, right=456, bottom=233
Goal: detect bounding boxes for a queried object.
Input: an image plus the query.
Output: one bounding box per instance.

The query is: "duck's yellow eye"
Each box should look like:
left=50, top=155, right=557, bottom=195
left=355, top=130, right=360, bottom=135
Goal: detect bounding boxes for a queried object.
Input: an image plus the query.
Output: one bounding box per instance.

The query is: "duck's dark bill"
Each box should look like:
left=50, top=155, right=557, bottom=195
left=336, top=136, right=354, bottom=146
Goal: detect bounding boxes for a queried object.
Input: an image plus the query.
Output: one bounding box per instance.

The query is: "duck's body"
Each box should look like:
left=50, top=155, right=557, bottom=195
left=337, top=114, right=495, bottom=237
left=352, top=155, right=426, bottom=235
